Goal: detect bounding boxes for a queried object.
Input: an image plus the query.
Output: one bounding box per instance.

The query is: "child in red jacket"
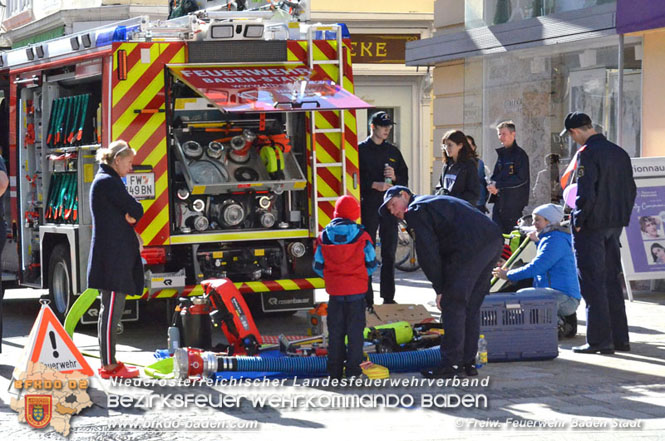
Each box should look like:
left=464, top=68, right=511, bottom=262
left=314, top=196, right=378, bottom=378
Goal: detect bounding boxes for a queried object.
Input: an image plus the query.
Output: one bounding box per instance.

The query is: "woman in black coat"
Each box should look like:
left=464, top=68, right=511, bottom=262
left=87, top=140, right=143, bottom=379
left=435, top=130, right=481, bottom=205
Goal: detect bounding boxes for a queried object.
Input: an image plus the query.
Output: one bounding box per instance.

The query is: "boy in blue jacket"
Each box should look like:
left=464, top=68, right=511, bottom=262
left=314, top=195, right=378, bottom=378
left=493, top=203, right=581, bottom=338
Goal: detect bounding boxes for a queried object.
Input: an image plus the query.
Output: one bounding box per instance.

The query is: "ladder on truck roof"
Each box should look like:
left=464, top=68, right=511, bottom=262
left=307, top=24, right=347, bottom=233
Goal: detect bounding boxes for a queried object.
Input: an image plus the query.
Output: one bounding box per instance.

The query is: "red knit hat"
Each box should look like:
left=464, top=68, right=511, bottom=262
left=334, top=195, right=360, bottom=221
left=501, top=245, right=512, bottom=261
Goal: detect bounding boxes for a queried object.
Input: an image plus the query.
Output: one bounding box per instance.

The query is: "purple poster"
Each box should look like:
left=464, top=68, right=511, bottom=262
left=625, top=185, right=665, bottom=273
left=617, top=0, right=665, bottom=34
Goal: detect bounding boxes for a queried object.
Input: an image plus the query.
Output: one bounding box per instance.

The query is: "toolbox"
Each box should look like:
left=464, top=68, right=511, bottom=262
left=480, top=291, right=558, bottom=362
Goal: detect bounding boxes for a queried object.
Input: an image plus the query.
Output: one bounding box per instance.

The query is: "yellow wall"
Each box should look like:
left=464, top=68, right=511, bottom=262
left=641, top=30, right=665, bottom=157
left=434, top=0, right=464, bottom=32
left=430, top=60, right=465, bottom=188
left=311, top=0, right=432, bottom=13
left=429, top=0, right=465, bottom=187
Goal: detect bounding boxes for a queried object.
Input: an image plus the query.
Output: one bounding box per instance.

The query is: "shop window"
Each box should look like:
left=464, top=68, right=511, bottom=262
left=6, top=0, right=32, bottom=18
left=462, top=36, right=642, bottom=211
left=465, top=0, right=616, bottom=29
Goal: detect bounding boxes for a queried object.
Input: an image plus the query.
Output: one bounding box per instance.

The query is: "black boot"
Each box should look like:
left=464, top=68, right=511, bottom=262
left=463, top=363, right=478, bottom=377
left=559, top=313, right=577, bottom=339
left=421, top=365, right=463, bottom=379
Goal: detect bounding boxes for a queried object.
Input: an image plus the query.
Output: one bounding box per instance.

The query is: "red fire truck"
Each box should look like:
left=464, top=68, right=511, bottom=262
left=0, top=8, right=369, bottom=323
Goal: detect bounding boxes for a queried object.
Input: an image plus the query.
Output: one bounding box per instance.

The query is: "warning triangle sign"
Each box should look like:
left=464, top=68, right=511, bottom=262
left=13, top=302, right=94, bottom=378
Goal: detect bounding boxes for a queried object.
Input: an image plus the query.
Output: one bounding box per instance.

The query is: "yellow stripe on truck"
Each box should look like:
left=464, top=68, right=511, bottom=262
left=242, top=281, right=270, bottom=292
left=112, top=81, right=165, bottom=136
left=139, top=278, right=326, bottom=299
left=275, top=279, right=300, bottom=291
left=169, top=229, right=311, bottom=244
left=141, top=204, right=169, bottom=245
left=112, top=44, right=161, bottom=106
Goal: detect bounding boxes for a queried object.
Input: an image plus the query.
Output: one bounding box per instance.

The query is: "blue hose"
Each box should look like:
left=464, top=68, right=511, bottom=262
left=235, top=355, right=327, bottom=374
left=225, top=347, right=441, bottom=374
left=368, top=348, right=441, bottom=372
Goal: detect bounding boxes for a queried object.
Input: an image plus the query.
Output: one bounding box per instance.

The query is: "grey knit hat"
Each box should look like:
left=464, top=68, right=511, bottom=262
left=533, top=203, right=564, bottom=224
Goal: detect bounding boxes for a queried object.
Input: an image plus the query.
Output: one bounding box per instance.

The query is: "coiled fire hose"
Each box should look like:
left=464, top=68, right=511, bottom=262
left=173, top=346, right=441, bottom=380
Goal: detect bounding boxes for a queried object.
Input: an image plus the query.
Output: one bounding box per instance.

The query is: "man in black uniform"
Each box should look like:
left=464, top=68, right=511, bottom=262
left=359, top=112, right=408, bottom=306
left=380, top=186, right=502, bottom=378
left=561, top=112, right=636, bottom=354
left=487, top=121, right=530, bottom=233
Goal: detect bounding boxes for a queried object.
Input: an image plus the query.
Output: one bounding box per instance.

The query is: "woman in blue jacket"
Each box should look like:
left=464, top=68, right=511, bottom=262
left=493, top=203, right=580, bottom=338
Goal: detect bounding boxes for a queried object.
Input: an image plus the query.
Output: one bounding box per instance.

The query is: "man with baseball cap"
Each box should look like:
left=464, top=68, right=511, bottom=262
left=560, top=111, right=636, bottom=354
left=380, top=186, right=502, bottom=378
left=359, top=111, right=408, bottom=307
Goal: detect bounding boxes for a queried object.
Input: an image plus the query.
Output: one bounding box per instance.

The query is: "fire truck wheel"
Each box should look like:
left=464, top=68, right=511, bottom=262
left=48, top=244, right=72, bottom=322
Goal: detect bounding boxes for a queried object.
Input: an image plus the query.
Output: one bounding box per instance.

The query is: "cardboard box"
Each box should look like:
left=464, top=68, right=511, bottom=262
left=365, top=304, right=434, bottom=328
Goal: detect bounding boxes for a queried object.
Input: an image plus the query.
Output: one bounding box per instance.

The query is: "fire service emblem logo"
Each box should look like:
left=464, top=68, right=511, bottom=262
left=25, top=395, right=52, bottom=429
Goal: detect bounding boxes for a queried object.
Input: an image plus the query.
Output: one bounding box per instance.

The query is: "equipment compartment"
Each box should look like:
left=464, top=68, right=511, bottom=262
left=171, top=127, right=306, bottom=195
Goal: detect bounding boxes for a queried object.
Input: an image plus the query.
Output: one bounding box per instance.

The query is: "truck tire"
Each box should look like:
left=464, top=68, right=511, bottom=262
left=48, top=244, right=73, bottom=322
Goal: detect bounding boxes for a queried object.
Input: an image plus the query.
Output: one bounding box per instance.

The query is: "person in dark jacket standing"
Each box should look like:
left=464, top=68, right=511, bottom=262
left=560, top=112, right=636, bottom=354
left=359, top=111, right=408, bottom=306
left=487, top=121, right=530, bottom=233
left=467, top=135, right=489, bottom=213
left=314, top=196, right=377, bottom=378
left=88, top=140, right=144, bottom=379
left=435, top=130, right=480, bottom=205
left=380, top=186, right=502, bottom=378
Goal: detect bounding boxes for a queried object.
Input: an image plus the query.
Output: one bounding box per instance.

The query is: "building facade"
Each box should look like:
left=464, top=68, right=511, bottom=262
left=0, top=0, right=434, bottom=194
left=407, top=0, right=659, bottom=210
left=1, top=0, right=168, bottom=48
left=312, top=0, right=433, bottom=194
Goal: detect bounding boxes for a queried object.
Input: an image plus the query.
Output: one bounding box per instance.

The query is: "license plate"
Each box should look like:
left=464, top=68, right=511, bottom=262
left=126, top=173, right=155, bottom=200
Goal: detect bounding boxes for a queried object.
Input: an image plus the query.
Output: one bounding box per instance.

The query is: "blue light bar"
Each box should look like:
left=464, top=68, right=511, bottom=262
left=94, top=24, right=142, bottom=47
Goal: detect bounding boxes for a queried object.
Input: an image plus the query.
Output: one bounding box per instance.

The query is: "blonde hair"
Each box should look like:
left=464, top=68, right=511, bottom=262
left=496, top=120, right=516, bottom=132
left=96, top=140, right=136, bottom=165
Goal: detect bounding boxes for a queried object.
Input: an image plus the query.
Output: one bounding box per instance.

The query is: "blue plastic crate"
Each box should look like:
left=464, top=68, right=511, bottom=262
left=480, top=291, right=558, bottom=362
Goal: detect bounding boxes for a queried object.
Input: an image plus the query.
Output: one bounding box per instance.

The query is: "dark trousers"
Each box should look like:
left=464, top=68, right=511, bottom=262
left=491, top=198, right=524, bottom=234
left=573, top=227, right=629, bottom=348
left=327, top=294, right=366, bottom=378
left=363, top=211, right=397, bottom=305
left=98, top=289, right=127, bottom=366
left=440, top=238, right=502, bottom=367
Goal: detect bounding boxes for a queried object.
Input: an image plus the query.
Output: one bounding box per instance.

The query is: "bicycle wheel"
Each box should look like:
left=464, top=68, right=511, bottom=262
left=395, top=246, right=420, bottom=272
left=394, top=222, right=420, bottom=272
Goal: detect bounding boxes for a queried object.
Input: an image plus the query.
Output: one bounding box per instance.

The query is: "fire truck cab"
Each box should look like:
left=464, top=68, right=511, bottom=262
left=0, top=9, right=369, bottom=322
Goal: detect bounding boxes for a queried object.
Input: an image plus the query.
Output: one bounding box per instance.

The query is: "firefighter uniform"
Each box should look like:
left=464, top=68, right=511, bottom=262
left=359, top=135, right=408, bottom=305
left=380, top=189, right=502, bottom=374
left=570, top=133, right=636, bottom=353
left=489, top=142, right=530, bottom=233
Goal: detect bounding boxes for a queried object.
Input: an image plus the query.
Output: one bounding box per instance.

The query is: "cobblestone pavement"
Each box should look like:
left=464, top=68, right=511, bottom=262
left=0, top=271, right=664, bottom=440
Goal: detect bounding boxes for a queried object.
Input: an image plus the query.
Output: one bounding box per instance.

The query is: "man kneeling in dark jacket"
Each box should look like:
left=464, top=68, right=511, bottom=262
left=380, top=186, right=503, bottom=378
